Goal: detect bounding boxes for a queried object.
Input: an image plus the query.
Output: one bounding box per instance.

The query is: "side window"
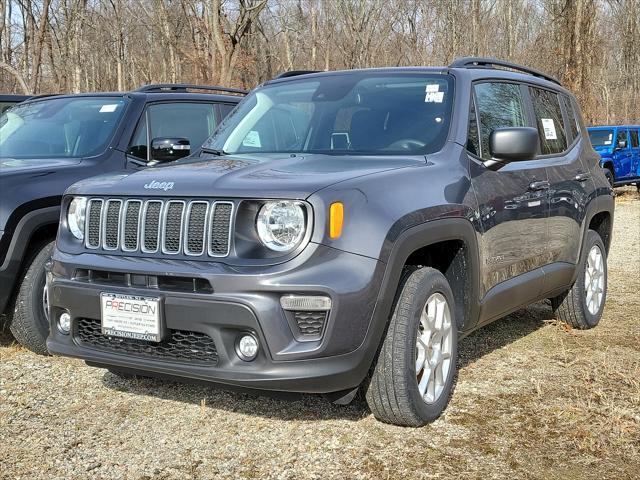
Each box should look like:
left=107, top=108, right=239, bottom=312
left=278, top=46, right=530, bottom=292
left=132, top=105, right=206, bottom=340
left=128, top=102, right=217, bottom=161
left=474, top=82, right=526, bottom=160
left=467, top=97, right=480, bottom=156
left=219, top=103, right=236, bottom=118
left=529, top=87, right=568, bottom=155
left=630, top=130, right=639, bottom=148
left=561, top=94, right=579, bottom=141
left=617, top=129, right=628, bottom=148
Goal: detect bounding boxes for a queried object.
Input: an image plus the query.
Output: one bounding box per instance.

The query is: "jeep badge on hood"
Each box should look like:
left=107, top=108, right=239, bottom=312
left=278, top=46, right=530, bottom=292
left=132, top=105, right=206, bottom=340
left=144, top=180, right=174, bottom=191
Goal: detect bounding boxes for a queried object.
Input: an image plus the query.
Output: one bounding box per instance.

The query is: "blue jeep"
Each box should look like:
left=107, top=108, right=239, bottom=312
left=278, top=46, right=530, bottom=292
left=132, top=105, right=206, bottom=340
left=588, top=125, right=640, bottom=189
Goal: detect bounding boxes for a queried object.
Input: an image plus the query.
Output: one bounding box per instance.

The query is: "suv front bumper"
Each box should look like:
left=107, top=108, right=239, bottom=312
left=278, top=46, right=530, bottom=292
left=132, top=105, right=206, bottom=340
left=46, top=244, right=385, bottom=394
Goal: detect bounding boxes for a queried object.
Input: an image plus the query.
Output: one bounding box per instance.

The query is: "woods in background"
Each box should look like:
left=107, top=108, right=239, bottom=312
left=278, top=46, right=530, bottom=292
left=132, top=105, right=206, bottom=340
left=0, top=0, right=638, bottom=125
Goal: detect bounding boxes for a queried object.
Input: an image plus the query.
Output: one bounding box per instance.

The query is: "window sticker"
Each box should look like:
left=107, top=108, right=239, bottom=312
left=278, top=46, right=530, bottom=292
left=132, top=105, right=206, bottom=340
left=242, top=130, right=261, bottom=148
left=425, top=84, right=440, bottom=93
left=541, top=118, right=557, bottom=140
left=604, top=140, right=612, bottom=145
left=99, top=104, right=118, bottom=113
left=425, top=91, right=444, bottom=103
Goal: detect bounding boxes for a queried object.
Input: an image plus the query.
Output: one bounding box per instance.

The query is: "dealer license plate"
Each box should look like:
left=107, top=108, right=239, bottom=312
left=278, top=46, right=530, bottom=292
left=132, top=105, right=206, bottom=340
left=100, top=293, right=162, bottom=342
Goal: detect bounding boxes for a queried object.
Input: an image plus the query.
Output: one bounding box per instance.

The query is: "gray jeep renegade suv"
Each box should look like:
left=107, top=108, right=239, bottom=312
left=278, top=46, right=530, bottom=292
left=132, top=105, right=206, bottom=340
left=47, top=58, right=614, bottom=426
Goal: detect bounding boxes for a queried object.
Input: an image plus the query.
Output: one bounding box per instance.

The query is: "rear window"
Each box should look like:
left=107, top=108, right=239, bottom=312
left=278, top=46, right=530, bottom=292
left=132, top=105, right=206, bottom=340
left=561, top=94, right=580, bottom=141
left=529, top=87, right=568, bottom=155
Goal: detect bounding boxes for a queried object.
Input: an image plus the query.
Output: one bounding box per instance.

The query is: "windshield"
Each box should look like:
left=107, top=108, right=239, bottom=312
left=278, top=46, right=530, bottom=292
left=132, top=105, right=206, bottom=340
left=0, top=96, right=127, bottom=158
left=588, top=129, right=614, bottom=147
left=203, top=73, right=454, bottom=156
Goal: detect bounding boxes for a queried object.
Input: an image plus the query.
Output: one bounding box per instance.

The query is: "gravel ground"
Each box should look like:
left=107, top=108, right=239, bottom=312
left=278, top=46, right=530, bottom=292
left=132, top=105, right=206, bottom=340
left=1, top=188, right=639, bottom=480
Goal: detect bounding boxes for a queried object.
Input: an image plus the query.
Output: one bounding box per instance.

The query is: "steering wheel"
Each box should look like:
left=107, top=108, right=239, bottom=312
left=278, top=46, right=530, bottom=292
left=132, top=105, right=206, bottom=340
left=385, top=138, right=427, bottom=151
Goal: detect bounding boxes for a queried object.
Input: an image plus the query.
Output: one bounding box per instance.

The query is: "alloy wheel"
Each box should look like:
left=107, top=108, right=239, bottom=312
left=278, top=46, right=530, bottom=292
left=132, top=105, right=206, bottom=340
left=415, top=293, right=453, bottom=404
left=585, top=245, right=605, bottom=315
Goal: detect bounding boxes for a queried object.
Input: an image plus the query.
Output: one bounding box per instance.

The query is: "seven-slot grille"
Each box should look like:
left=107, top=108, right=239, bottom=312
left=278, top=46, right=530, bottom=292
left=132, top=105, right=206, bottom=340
left=85, top=198, right=233, bottom=257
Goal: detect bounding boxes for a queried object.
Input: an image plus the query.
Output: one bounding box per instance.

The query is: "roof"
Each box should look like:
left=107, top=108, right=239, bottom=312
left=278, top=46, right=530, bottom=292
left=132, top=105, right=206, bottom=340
left=0, top=94, right=31, bottom=102
left=16, top=90, right=243, bottom=106
left=269, top=58, right=565, bottom=92
left=265, top=57, right=570, bottom=93
left=588, top=125, right=640, bottom=129
left=10, top=83, right=245, bottom=106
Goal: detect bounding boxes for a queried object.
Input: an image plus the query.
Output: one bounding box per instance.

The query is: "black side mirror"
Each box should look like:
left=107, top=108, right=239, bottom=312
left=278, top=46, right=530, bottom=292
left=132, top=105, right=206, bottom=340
left=489, top=127, right=539, bottom=164
left=150, top=137, right=191, bottom=163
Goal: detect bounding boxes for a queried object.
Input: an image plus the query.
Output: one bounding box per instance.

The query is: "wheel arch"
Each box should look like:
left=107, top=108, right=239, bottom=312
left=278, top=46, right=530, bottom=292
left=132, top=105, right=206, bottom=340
left=0, top=206, right=60, bottom=313
left=601, top=161, right=615, bottom=177
left=374, top=218, right=481, bottom=337
left=570, top=194, right=614, bottom=286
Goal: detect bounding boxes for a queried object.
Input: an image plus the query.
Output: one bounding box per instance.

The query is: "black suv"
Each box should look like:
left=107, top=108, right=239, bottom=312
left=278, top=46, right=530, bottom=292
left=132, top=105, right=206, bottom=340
left=46, top=59, right=614, bottom=427
left=1, top=84, right=244, bottom=354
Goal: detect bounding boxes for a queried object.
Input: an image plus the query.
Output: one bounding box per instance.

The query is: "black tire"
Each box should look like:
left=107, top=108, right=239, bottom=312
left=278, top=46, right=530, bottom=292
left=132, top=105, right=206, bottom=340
left=603, top=168, right=614, bottom=188
left=551, top=230, right=607, bottom=329
left=366, top=267, right=458, bottom=427
left=9, top=241, right=54, bottom=355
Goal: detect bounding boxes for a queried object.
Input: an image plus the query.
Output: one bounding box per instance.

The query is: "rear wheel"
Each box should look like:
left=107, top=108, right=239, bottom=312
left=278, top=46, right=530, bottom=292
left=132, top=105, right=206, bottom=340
left=9, top=241, right=55, bottom=355
left=551, top=230, right=607, bottom=329
left=366, top=267, right=458, bottom=427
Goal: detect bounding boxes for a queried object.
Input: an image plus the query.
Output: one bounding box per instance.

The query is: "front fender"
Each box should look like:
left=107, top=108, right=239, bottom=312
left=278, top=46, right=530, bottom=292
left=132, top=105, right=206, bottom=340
left=0, top=205, right=60, bottom=313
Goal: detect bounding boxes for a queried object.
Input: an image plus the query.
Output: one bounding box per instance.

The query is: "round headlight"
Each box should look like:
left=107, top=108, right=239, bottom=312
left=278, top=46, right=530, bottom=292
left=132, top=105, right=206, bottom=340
left=67, top=197, right=87, bottom=240
left=256, top=201, right=306, bottom=252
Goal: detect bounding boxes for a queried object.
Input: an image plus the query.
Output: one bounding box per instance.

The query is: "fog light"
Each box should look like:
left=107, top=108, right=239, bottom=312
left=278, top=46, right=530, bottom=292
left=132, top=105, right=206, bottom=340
left=236, top=334, right=259, bottom=361
left=58, top=312, right=71, bottom=334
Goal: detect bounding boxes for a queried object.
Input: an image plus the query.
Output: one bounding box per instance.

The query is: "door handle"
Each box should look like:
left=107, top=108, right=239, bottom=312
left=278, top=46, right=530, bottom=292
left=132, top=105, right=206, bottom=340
left=528, top=180, right=550, bottom=191
left=574, top=172, right=591, bottom=182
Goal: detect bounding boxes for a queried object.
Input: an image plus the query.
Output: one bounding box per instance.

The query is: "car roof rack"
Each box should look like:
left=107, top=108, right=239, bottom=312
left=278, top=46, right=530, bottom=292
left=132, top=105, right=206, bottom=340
left=275, top=70, right=321, bottom=79
left=449, top=57, right=561, bottom=86
left=135, top=83, right=248, bottom=95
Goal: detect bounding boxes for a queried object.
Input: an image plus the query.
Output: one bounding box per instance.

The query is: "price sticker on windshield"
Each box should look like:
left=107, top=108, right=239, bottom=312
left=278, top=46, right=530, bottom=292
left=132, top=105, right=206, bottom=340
left=99, top=104, right=119, bottom=113
left=425, top=91, right=444, bottom=103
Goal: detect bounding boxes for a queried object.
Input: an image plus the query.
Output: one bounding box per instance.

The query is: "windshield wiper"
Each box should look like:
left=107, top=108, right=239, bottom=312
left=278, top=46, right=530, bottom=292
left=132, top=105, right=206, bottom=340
left=201, top=147, right=226, bottom=156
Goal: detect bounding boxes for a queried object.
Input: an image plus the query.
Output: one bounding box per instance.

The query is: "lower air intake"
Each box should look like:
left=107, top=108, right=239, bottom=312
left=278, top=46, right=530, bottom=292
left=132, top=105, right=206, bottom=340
left=76, top=317, right=218, bottom=365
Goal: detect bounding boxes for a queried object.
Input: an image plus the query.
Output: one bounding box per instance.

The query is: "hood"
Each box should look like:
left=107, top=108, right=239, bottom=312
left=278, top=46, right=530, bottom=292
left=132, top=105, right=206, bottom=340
left=0, top=157, right=82, bottom=174
left=66, top=153, right=422, bottom=198
left=592, top=145, right=613, bottom=157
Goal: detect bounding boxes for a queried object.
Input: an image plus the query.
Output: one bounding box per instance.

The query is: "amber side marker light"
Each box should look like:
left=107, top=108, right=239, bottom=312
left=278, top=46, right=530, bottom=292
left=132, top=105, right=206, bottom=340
left=329, top=202, right=344, bottom=239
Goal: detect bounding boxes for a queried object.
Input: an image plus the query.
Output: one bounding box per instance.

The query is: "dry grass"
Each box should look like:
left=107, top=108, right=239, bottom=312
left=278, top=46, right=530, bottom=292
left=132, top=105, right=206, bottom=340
left=0, top=188, right=639, bottom=479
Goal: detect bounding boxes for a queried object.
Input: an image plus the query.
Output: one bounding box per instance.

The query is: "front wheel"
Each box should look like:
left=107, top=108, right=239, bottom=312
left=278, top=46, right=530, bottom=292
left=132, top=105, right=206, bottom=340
left=9, top=241, right=54, bottom=355
left=551, top=230, right=607, bottom=329
left=603, top=168, right=615, bottom=189
left=366, top=267, right=458, bottom=427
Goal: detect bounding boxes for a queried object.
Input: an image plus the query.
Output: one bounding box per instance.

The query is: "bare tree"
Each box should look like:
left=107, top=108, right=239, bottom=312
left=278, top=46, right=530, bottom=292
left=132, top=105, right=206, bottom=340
left=0, top=0, right=638, bottom=124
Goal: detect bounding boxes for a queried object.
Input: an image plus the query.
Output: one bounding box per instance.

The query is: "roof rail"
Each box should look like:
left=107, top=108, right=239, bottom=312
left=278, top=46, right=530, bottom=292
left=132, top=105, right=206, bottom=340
left=449, top=57, right=561, bottom=86
left=275, top=70, right=321, bottom=79
left=135, top=83, right=248, bottom=95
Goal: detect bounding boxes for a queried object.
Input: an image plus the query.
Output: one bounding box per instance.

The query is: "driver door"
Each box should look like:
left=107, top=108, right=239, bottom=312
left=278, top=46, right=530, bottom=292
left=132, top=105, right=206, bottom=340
left=468, top=81, right=549, bottom=317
